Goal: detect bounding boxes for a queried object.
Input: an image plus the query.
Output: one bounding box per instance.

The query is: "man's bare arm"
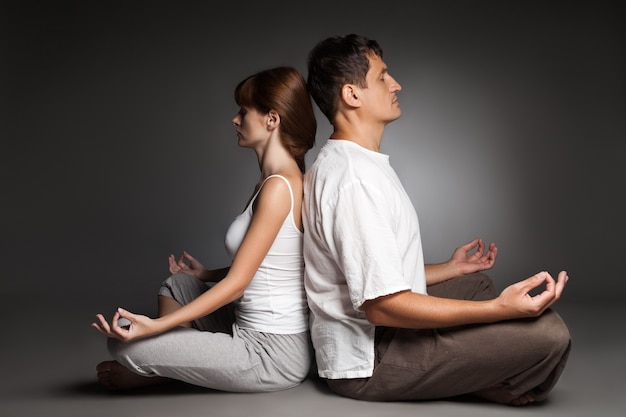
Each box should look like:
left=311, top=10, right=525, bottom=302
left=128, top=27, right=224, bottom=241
left=362, top=271, right=568, bottom=329
left=425, top=238, right=498, bottom=285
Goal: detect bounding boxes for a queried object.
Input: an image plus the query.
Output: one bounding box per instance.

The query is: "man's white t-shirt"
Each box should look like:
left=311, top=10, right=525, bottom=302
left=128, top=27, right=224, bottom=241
left=303, top=140, right=427, bottom=379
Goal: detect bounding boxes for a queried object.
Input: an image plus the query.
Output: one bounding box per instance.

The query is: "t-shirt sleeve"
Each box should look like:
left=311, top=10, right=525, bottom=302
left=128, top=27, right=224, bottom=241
left=322, top=179, right=411, bottom=311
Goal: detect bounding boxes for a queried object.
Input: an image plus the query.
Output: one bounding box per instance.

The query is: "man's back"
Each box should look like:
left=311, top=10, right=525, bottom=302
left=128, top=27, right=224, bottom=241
left=303, top=139, right=426, bottom=379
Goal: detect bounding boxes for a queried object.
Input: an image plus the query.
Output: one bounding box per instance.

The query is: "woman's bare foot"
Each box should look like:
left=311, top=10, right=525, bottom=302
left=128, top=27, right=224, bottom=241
left=96, top=360, right=169, bottom=391
left=473, top=386, right=537, bottom=406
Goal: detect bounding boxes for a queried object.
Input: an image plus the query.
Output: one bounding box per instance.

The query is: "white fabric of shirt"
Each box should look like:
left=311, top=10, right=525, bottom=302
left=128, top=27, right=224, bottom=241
left=303, top=140, right=426, bottom=379
left=224, top=174, right=309, bottom=334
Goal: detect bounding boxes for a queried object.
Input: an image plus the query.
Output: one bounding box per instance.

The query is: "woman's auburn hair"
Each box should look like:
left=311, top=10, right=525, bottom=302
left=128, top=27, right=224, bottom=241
left=235, top=66, right=317, bottom=173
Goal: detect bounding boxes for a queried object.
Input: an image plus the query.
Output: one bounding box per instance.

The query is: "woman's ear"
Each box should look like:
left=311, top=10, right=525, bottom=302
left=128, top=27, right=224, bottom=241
left=267, top=110, right=280, bottom=129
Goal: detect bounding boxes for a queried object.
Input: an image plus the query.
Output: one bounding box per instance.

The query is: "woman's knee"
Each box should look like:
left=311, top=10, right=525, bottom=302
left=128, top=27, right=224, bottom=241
left=107, top=337, right=140, bottom=363
left=106, top=337, right=132, bottom=366
left=160, top=272, right=195, bottom=293
left=107, top=337, right=157, bottom=376
left=159, top=272, right=206, bottom=304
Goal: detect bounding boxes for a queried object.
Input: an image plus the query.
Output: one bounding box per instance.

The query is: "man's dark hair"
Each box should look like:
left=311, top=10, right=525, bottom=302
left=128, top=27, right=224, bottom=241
left=307, top=34, right=383, bottom=123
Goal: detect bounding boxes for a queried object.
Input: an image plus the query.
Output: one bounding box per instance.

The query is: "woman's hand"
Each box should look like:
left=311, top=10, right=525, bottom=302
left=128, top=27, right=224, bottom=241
left=168, top=251, right=208, bottom=281
left=449, top=238, right=497, bottom=275
left=91, top=308, right=162, bottom=342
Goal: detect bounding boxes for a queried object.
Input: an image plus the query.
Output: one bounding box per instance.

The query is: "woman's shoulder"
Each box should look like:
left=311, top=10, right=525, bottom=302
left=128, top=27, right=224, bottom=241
left=256, top=172, right=303, bottom=225
left=263, top=171, right=303, bottom=193
left=255, top=172, right=301, bottom=207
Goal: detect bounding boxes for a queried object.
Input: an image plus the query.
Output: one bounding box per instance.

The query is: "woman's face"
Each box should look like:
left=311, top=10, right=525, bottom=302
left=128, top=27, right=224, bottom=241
left=232, top=106, right=269, bottom=149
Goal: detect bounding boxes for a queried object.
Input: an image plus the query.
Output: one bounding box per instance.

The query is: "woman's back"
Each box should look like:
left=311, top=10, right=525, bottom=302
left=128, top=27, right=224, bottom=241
left=225, top=174, right=308, bottom=334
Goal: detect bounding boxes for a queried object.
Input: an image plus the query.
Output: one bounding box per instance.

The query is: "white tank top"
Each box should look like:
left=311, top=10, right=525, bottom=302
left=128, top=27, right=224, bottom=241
left=224, top=175, right=309, bottom=334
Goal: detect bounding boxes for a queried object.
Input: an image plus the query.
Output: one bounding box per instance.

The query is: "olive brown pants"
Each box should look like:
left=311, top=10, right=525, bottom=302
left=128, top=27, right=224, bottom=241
left=327, top=273, right=571, bottom=402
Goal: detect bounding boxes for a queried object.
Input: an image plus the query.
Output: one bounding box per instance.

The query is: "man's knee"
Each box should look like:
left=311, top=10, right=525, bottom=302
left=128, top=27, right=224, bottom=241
left=427, top=273, right=495, bottom=300
left=463, top=272, right=494, bottom=287
left=537, top=309, right=572, bottom=353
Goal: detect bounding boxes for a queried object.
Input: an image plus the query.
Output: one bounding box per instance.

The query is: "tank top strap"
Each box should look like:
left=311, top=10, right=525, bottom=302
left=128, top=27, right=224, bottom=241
left=258, top=174, right=295, bottom=214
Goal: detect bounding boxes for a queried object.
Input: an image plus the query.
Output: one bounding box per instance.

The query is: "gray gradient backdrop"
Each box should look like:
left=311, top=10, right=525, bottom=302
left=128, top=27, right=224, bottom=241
left=3, top=1, right=624, bottom=314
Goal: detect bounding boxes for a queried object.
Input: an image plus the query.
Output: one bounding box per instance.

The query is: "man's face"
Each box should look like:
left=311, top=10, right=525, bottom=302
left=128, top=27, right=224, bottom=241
left=360, top=53, right=402, bottom=124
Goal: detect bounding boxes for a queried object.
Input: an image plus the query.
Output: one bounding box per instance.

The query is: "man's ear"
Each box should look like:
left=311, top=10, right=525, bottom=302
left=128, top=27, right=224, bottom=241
left=341, top=84, right=360, bottom=108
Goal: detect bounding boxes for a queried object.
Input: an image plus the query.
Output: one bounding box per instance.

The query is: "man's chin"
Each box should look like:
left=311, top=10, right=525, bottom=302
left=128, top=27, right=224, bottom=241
left=387, top=111, right=402, bottom=123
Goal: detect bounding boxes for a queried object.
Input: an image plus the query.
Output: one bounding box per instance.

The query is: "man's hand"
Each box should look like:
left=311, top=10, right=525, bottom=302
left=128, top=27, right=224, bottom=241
left=450, top=238, right=497, bottom=275
left=496, top=271, right=569, bottom=319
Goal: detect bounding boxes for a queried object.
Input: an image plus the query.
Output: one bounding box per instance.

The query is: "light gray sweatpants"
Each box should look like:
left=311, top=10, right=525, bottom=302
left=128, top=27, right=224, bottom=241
left=108, top=273, right=313, bottom=392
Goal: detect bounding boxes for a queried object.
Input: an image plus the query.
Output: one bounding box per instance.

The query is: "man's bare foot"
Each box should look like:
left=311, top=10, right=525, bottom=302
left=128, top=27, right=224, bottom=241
left=473, top=386, right=537, bottom=406
left=96, top=361, right=169, bottom=391
left=509, top=392, right=536, bottom=406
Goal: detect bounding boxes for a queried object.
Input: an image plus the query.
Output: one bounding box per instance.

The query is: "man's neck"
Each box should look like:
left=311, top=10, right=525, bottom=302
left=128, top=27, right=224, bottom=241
left=329, top=126, right=383, bottom=152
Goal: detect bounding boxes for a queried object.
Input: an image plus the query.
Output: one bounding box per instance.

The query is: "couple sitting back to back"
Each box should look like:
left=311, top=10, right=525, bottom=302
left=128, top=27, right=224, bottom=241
left=93, top=34, right=571, bottom=406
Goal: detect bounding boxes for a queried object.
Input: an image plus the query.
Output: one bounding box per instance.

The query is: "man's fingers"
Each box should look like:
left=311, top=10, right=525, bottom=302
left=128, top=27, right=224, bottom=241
left=518, top=272, right=549, bottom=293
left=526, top=271, right=568, bottom=312
left=543, top=272, right=557, bottom=293
left=554, top=271, right=569, bottom=299
left=476, top=238, right=484, bottom=253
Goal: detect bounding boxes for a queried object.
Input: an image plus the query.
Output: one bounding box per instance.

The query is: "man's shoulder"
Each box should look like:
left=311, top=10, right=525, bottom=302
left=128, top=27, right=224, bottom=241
left=308, top=140, right=384, bottom=177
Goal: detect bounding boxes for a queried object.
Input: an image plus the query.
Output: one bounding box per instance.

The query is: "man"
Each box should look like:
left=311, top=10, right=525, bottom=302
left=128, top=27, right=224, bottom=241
left=302, top=34, right=571, bottom=406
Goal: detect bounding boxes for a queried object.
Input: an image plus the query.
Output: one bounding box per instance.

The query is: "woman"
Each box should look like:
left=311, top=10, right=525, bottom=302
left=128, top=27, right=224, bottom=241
left=92, top=66, right=317, bottom=392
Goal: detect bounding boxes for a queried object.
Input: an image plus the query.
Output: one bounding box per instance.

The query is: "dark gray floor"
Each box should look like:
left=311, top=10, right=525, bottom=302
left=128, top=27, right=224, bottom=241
left=1, top=293, right=623, bottom=417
